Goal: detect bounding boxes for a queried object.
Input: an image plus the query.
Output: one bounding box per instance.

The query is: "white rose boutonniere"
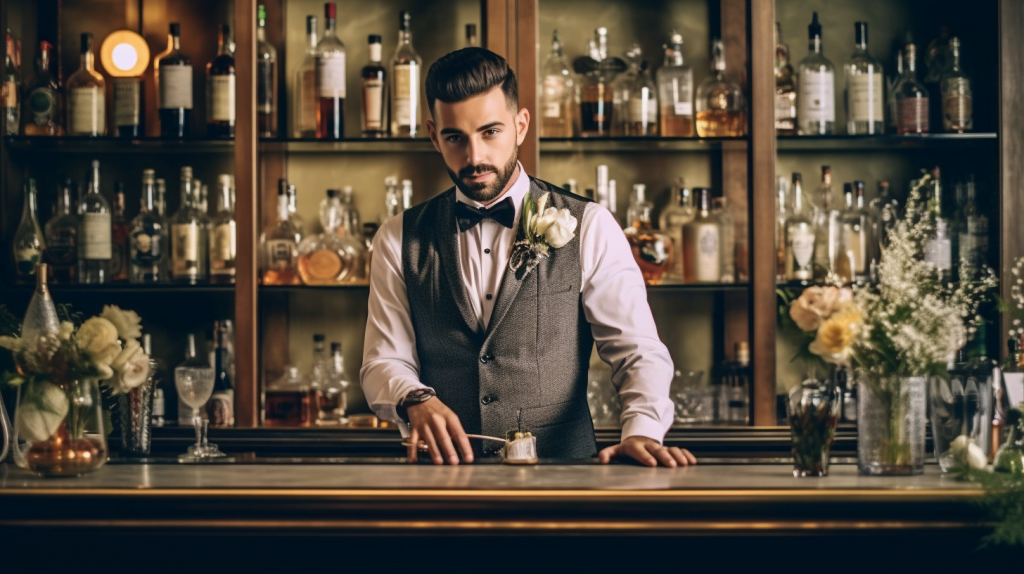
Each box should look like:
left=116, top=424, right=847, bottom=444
left=509, top=192, right=578, bottom=277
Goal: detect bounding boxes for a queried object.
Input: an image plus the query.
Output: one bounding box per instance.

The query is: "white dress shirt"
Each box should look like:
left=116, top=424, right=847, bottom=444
left=360, top=164, right=675, bottom=443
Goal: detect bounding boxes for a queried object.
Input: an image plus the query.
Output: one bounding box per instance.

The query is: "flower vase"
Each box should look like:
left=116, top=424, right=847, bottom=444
left=118, top=360, right=158, bottom=457
left=786, top=370, right=841, bottom=477
left=14, top=378, right=108, bottom=477
left=929, top=372, right=993, bottom=472
left=858, top=375, right=927, bottom=476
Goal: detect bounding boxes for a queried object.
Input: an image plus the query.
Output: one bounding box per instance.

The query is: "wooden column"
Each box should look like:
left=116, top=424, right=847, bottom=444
left=484, top=0, right=538, bottom=175
left=999, top=0, right=1024, bottom=362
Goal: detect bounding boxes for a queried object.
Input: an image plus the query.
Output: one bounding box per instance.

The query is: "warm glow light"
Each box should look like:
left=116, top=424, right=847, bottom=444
left=100, top=30, right=149, bottom=77
left=111, top=43, right=138, bottom=71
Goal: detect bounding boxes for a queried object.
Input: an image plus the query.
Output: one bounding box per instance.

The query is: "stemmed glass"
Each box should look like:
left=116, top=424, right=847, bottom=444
left=175, top=366, right=225, bottom=461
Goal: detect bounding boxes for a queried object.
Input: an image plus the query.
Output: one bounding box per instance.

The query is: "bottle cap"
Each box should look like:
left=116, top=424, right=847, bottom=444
left=854, top=180, right=865, bottom=195
left=855, top=22, right=868, bottom=45
left=331, top=342, right=342, bottom=353
left=258, top=5, right=267, bottom=24
left=325, top=3, right=337, bottom=20
left=399, top=11, right=411, bottom=31
left=808, top=12, right=821, bottom=39
left=670, top=32, right=683, bottom=45
left=313, top=334, right=326, bottom=343
left=307, top=16, right=317, bottom=35
left=843, top=182, right=853, bottom=194
left=792, top=172, right=802, bottom=184
left=735, top=341, right=750, bottom=365
left=181, top=166, right=193, bottom=178
left=218, top=174, right=232, bottom=188
left=80, top=32, right=92, bottom=53
left=695, top=187, right=712, bottom=211
left=466, top=23, right=477, bottom=37
left=368, top=34, right=382, bottom=44
left=39, top=40, right=52, bottom=53
left=327, top=188, right=340, bottom=198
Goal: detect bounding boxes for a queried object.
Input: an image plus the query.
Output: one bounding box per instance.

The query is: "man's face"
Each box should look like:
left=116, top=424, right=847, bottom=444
left=427, top=86, right=530, bottom=204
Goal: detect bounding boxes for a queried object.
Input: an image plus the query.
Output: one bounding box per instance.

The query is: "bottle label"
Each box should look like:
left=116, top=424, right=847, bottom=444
left=542, top=76, right=566, bottom=118
left=924, top=221, right=952, bottom=270
left=114, top=78, right=141, bottom=127
left=257, top=60, right=274, bottom=113
left=543, top=102, right=561, bottom=119
left=362, top=79, right=384, bottom=130
left=393, top=63, right=418, bottom=127
left=172, top=223, right=199, bottom=275
left=673, top=101, right=692, bottom=116
left=943, top=94, right=972, bottom=128
left=300, top=69, right=316, bottom=133
left=266, top=238, right=296, bottom=270
left=15, top=246, right=39, bottom=274
left=304, top=248, right=344, bottom=280
left=797, top=69, right=835, bottom=123
left=69, top=87, right=105, bottom=135
left=212, top=222, right=236, bottom=265
left=847, top=72, right=883, bottom=125
left=2, top=80, right=16, bottom=107
left=687, top=225, right=720, bottom=282
left=898, top=97, right=929, bottom=133
left=46, top=226, right=77, bottom=265
left=630, top=92, right=657, bottom=125
left=790, top=226, right=814, bottom=269
left=659, top=75, right=693, bottom=117
left=209, top=75, right=235, bottom=121
left=27, top=86, right=57, bottom=126
left=152, top=388, right=165, bottom=417
left=316, top=53, right=346, bottom=98
left=131, top=226, right=162, bottom=265
left=159, top=64, right=194, bottom=109
left=775, top=92, right=795, bottom=122
left=82, top=212, right=112, bottom=259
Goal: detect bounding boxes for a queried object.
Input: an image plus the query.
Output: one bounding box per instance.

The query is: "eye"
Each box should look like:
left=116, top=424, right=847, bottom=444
left=446, top=135, right=463, bottom=144
left=484, top=128, right=500, bottom=137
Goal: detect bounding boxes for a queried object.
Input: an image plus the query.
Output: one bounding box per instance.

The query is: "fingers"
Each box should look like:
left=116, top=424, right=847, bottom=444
left=429, top=416, right=461, bottom=465
left=407, top=428, right=419, bottom=463
left=645, top=441, right=677, bottom=468
left=420, top=425, right=444, bottom=465
left=598, top=445, right=620, bottom=464
left=446, top=415, right=475, bottom=464
left=628, top=441, right=659, bottom=467
left=680, top=448, right=697, bottom=465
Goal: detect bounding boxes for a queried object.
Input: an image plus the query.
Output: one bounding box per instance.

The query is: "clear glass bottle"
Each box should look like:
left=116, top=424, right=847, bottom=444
left=941, top=37, right=972, bottom=133
left=130, top=169, right=166, bottom=283
left=695, top=38, right=745, bottom=137
left=811, top=166, right=839, bottom=281
left=156, top=178, right=167, bottom=217
left=923, top=169, right=953, bottom=276
left=297, top=189, right=366, bottom=285
left=869, top=180, right=897, bottom=255
left=110, top=184, right=130, bottom=282
left=775, top=175, right=789, bottom=281
left=155, top=23, right=192, bottom=139
left=611, top=44, right=642, bottom=137
left=339, top=186, right=361, bottom=238
left=209, top=174, right=236, bottom=284
left=383, top=176, right=401, bottom=220
left=260, top=188, right=302, bottom=285
left=319, top=188, right=341, bottom=231
left=315, top=3, right=346, bottom=140
left=286, top=183, right=304, bottom=236
left=657, top=32, right=694, bottom=137
left=45, top=179, right=78, bottom=283
left=540, top=29, right=575, bottom=138
left=401, top=179, right=414, bottom=210
left=256, top=4, right=278, bottom=138
left=625, top=203, right=672, bottom=285
left=775, top=23, right=797, bottom=136
left=578, top=30, right=615, bottom=137
left=264, top=366, right=312, bottom=427
left=170, top=166, right=208, bottom=284
left=3, top=31, right=19, bottom=135
left=66, top=33, right=105, bottom=136
left=784, top=172, right=814, bottom=282
left=206, top=24, right=235, bottom=138
left=390, top=11, right=422, bottom=138
left=361, top=35, right=387, bottom=137
left=844, top=22, right=884, bottom=135
left=295, top=16, right=318, bottom=138
left=895, top=42, right=929, bottom=135
left=682, top=188, right=721, bottom=283
left=315, top=342, right=350, bottom=425
left=841, top=180, right=872, bottom=283
left=13, top=179, right=44, bottom=283
left=626, top=61, right=658, bottom=136
left=886, top=40, right=905, bottom=133
left=21, top=41, right=62, bottom=136
left=957, top=177, right=987, bottom=275
left=659, top=178, right=694, bottom=281
left=78, top=161, right=111, bottom=284
left=797, top=12, right=835, bottom=135
left=924, top=25, right=951, bottom=132
left=712, top=196, right=735, bottom=283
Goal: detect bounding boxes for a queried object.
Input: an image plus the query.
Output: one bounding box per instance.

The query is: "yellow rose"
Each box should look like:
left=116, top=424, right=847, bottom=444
left=100, top=305, right=142, bottom=340
left=808, top=307, right=861, bottom=364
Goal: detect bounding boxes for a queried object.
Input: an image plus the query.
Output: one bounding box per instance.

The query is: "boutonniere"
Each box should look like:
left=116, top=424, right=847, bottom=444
left=509, top=192, right=578, bottom=277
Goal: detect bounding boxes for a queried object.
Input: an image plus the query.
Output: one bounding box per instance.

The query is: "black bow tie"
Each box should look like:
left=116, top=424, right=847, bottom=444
left=455, top=196, right=516, bottom=232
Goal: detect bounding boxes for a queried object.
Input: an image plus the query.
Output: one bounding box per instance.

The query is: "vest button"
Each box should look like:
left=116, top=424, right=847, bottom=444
left=481, top=395, right=494, bottom=405
left=480, top=354, right=494, bottom=364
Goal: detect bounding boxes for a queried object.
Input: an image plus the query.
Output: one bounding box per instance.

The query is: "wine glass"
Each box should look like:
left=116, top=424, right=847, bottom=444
left=174, top=366, right=224, bottom=461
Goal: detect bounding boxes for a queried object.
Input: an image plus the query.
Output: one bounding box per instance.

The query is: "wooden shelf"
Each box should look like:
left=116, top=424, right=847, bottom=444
left=540, top=136, right=748, bottom=153
left=259, top=138, right=435, bottom=153
left=3, top=136, right=235, bottom=153
left=776, top=133, right=997, bottom=152
left=4, top=284, right=236, bottom=295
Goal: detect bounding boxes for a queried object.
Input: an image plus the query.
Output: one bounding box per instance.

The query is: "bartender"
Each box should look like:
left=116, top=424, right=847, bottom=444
left=360, top=48, right=694, bottom=467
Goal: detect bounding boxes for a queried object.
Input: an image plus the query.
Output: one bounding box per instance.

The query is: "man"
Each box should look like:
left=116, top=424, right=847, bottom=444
left=360, top=48, right=694, bottom=467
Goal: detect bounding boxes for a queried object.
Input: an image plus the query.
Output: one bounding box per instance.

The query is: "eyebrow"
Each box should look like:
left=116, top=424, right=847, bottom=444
left=439, top=121, right=506, bottom=136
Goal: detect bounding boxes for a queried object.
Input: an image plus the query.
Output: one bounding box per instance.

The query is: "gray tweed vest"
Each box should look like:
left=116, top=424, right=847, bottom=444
left=402, top=178, right=597, bottom=459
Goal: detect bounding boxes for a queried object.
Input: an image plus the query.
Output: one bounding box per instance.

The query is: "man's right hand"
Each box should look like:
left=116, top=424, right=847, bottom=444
left=405, top=397, right=474, bottom=465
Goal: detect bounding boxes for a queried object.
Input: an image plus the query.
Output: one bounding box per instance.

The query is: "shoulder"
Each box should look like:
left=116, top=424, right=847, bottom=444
left=530, top=177, right=593, bottom=206
left=404, top=186, right=455, bottom=226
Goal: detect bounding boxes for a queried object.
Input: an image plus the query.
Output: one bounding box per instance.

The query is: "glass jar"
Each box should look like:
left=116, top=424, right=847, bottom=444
left=263, top=366, right=312, bottom=427
left=786, top=370, right=840, bottom=477
left=14, top=378, right=108, bottom=477
left=858, top=374, right=927, bottom=476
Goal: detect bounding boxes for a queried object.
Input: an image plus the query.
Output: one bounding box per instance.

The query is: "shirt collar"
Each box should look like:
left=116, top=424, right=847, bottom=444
left=455, top=162, right=529, bottom=222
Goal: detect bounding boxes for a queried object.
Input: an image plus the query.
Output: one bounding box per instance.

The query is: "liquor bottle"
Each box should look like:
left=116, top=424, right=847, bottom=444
left=170, top=166, right=208, bottom=284
left=611, top=44, right=642, bottom=137
left=540, top=29, right=575, bottom=138
left=256, top=5, right=278, bottom=138
left=695, top=38, right=745, bottom=137
left=923, top=170, right=953, bottom=275
left=155, top=23, right=192, bottom=138
left=110, top=184, right=130, bottom=282
left=775, top=176, right=789, bottom=281
left=390, top=11, right=422, bottom=138
left=784, top=172, right=814, bottom=282
left=66, top=33, right=105, bottom=136
left=577, top=29, right=617, bottom=137
left=261, top=188, right=302, bottom=285
left=78, top=161, right=111, bottom=284
left=465, top=24, right=479, bottom=48
left=841, top=181, right=872, bottom=284
left=295, top=16, right=318, bottom=138
left=659, top=178, right=694, bottom=281
left=626, top=61, right=658, bottom=136
left=143, top=334, right=166, bottom=427
left=941, top=37, right=972, bottom=133
left=21, top=41, right=63, bottom=136
left=887, top=40, right=905, bottom=132
left=13, top=179, right=44, bottom=282
left=206, top=24, right=236, bottom=138
left=207, top=321, right=234, bottom=428
left=682, top=188, right=721, bottom=283
left=297, top=189, right=366, bottom=285
left=797, top=12, right=835, bottom=135
left=320, top=187, right=341, bottom=230
left=811, top=166, right=839, bottom=281
left=315, top=2, right=346, bottom=140
left=895, top=41, right=929, bottom=134
left=924, top=25, right=951, bottom=133
left=623, top=183, right=651, bottom=230
left=844, top=22, right=884, bottom=135
left=958, top=177, right=988, bottom=275
left=869, top=180, right=897, bottom=254
left=130, top=169, right=166, bottom=283
left=775, top=23, right=797, bottom=136
left=712, top=196, right=735, bottom=283
left=657, top=32, right=694, bottom=137
left=339, top=186, right=361, bottom=237
left=316, top=341, right=350, bottom=425
left=361, top=35, right=387, bottom=138
left=383, top=176, right=400, bottom=219
left=265, top=366, right=312, bottom=427
left=45, top=179, right=77, bottom=283
left=401, top=179, right=414, bottom=210
left=156, top=178, right=167, bottom=217
left=309, top=333, right=330, bottom=393
left=625, top=202, right=672, bottom=285
left=3, top=31, right=19, bottom=135
left=209, top=174, right=236, bottom=284
left=286, top=183, right=305, bottom=236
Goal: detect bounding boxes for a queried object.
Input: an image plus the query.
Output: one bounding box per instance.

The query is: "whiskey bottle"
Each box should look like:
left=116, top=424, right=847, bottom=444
left=110, top=184, right=130, bottom=282
left=13, top=179, right=44, bottom=282
left=78, top=161, right=111, bottom=284
left=361, top=35, right=387, bottom=138
left=796, top=12, right=835, bottom=135
left=209, top=174, right=237, bottom=284
left=316, top=341, right=350, bottom=425
left=265, top=366, right=312, bottom=427
left=626, top=61, right=658, bottom=136
left=256, top=5, right=278, bottom=138
left=624, top=183, right=651, bottom=230
left=540, top=29, right=575, bottom=138
left=784, top=173, right=814, bottom=282
left=206, top=24, right=236, bottom=138
left=45, top=179, right=78, bottom=283
left=657, top=32, right=694, bottom=137
left=390, top=11, right=422, bottom=138
left=578, top=30, right=615, bottom=137
left=295, top=16, right=318, bottom=138
left=22, top=41, right=62, bottom=136
left=695, top=38, right=745, bottom=137
left=207, top=321, right=234, bottom=428
left=659, top=178, right=694, bottom=281
left=297, top=188, right=366, bottom=285
left=3, top=31, right=18, bottom=135
left=66, top=33, right=105, bottom=136
left=844, top=22, right=884, bottom=135
left=774, top=23, right=797, bottom=136
left=611, top=44, right=642, bottom=137
left=155, top=23, right=193, bottom=138
left=941, top=37, right=972, bottom=133
left=682, top=188, right=721, bottom=283
left=315, top=2, right=346, bottom=139
left=840, top=181, right=872, bottom=283
left=625, top=202, right=672, bottom=285
left=170, top=166, right=208, bottom=284
left=130, top=169, right=166, bottom=283
left=895, top=42, right=929, bottom=134
left=260, top=188, right=302, bottom=285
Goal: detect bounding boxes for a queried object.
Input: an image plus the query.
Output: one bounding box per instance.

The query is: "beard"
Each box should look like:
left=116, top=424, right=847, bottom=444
left=446, top=146, right=519, bottom=203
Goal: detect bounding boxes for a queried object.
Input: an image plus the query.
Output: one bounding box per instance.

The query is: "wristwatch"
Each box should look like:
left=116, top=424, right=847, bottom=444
left=397, top=388, right=436, bottom=420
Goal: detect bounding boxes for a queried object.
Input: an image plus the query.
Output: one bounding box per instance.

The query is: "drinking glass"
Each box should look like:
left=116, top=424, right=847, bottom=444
left=174, top=366, right=225, bottom=461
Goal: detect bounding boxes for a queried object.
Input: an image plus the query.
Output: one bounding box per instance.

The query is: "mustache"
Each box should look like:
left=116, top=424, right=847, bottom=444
left=458, top=164, right=499, bottom=179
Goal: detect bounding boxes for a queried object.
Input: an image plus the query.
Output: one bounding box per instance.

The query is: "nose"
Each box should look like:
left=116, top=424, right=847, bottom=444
left=466, top=135, right=487, bottom=167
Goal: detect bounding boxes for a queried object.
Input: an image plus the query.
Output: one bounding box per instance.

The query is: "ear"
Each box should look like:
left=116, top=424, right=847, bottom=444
left=426, top=119, right=441, bottom=154
left=515, top=107, right=530, bottom=147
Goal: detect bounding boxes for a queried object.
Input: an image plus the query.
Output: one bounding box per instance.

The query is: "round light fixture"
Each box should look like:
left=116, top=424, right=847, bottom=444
left=100, top=30, right=149, bottom=77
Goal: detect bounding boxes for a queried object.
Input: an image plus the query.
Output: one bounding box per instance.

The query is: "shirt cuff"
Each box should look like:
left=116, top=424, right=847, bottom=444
left=620, top=415, right=668, bottom=445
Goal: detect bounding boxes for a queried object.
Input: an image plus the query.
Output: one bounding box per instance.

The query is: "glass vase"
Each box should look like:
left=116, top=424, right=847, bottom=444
left=786, top=370, right=841, bottom=477
left=14, top=378, right=108, bottom=477
left=858, top=375, right=927, bottom=476
left=929, top=371, right=993, bottom=472
left=118, top=360, right=158, bottom=457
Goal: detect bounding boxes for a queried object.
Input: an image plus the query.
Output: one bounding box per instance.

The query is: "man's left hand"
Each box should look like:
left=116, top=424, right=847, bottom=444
left=598, top=436, right=697, bottom=468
